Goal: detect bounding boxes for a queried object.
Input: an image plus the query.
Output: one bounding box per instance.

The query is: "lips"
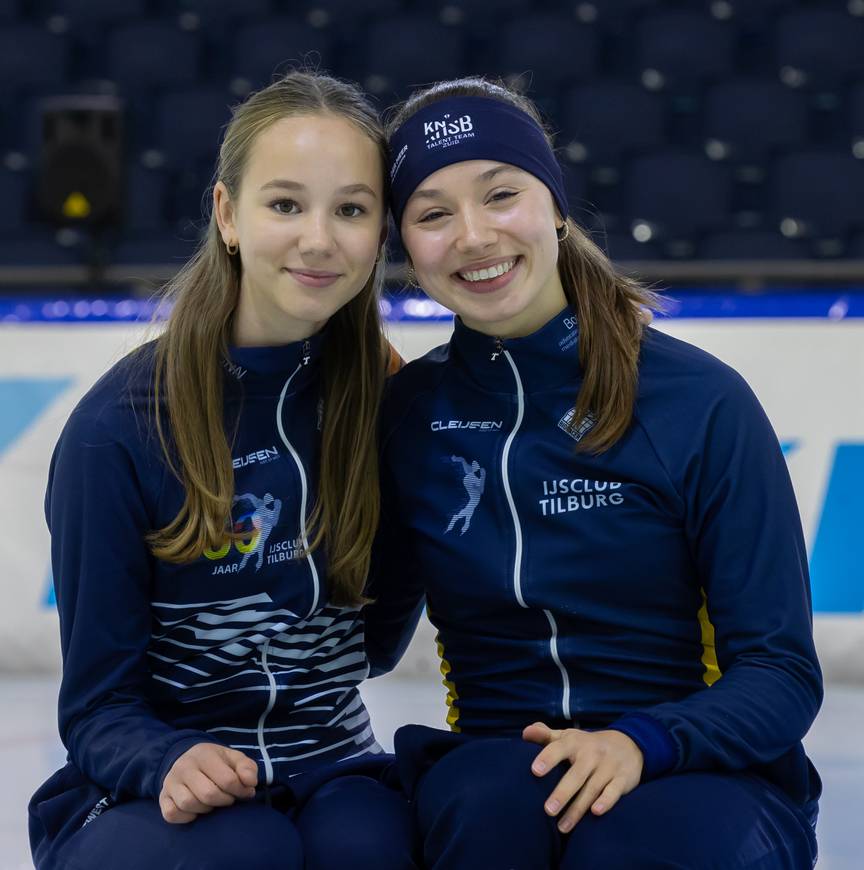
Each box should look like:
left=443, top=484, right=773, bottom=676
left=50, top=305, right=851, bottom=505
left=452, top=256, right=523, bottom=294
left=283, top=268, right=342, bottom=288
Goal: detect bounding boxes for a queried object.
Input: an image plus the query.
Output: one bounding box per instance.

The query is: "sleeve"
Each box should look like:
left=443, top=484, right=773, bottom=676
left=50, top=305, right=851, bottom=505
left=48, top=409, right=218, bottom=801
left=362, top=405, right=426, bottom=678
left=609, top=373, right=823, bottom=779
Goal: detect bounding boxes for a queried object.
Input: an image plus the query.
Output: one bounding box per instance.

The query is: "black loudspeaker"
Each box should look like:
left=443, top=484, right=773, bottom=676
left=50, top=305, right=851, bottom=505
left=37, top=95, right=124, bottom=227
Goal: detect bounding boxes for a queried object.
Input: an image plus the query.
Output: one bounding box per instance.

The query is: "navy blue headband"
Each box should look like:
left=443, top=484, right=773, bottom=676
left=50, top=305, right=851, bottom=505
left=388, top=96, right=568, bottom=234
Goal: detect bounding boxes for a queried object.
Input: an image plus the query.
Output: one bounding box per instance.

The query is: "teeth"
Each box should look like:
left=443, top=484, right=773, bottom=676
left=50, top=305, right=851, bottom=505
left=459, top=258, right=516, bottom=283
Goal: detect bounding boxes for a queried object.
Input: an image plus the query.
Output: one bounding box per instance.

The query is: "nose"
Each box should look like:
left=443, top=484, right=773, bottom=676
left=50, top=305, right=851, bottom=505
left=454, top=204, right=496, bottom=253
left=298, top=210, right=334, bottom=259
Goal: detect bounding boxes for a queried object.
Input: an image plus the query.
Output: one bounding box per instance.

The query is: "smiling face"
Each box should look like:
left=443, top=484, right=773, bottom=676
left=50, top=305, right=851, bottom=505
left=215, top=113, right=385, bottom=346
left=400, top=160, right=567, bottom=338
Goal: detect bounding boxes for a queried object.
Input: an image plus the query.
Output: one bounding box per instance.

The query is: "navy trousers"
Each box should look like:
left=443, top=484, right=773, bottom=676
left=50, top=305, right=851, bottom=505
left=397, top=725, right=818, bottom=870
left=31, top=760, right=418, bottom=870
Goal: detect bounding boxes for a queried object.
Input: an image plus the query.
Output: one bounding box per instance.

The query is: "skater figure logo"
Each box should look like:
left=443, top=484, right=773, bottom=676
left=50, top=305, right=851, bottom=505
left=445, top=456, right=486, bottom=536
left=204, top=492, right=282, bottom=573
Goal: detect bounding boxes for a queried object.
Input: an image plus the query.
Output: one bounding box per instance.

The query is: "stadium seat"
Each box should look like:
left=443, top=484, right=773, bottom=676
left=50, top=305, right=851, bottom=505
left=113, top=233, right=200, bottom=266
left=40, top=0, right=147, bottom=27
left=703, top=78, right=807, bottom=162
left=636, top=10, right=736, bottom=91
left=0, top=229, right=87, bottom=266
left=850, top=80, right=864, bottom=158
left=594, top=230, right=660, bottom=261
left=0, top=25, right=68, bottom=94
left=705, top=0, right=798, bottom=31
left=151, top=88, right=233, bottom=170
left=230, top=16, right=334, bottom=92
left=559, top=80, right=665, bottom=163
left=177, top=0, right=272, bottom=25
left=775, top=10, right=864, bottom=89
left=772, top=150, right=864, bottom=237
left=627, top=150, right=732, bottom=238
left=361, top=15, right=466, bottom=97
left=107, top=22, right=201, bottom=88
left=486, top=13, right=598, bottom=93
left=125, top=163, right=171, bottom=232
left=0, top=168, right=30, bottom=232
left=699, top=230, right=808, bottom=259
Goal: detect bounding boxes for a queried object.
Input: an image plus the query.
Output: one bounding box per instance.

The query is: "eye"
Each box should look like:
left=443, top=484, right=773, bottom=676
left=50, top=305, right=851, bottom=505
left=338, top=203, right=367, bottom=218
left=270, top=198, right=299, bottom=215
left=489, top=189, right=518, bottom=204
left=417, top=209, right=447, bottom=224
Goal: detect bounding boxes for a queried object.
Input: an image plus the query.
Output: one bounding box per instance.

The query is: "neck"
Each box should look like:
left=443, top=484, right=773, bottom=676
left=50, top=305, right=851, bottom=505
left=233, top=285, right=323, bottom=347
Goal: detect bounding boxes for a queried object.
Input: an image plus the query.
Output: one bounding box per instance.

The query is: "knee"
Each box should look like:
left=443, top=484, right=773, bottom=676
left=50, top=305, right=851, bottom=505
left=198, top=804, right=304, bottom=870
left=299, top=777, right=417, bottom=870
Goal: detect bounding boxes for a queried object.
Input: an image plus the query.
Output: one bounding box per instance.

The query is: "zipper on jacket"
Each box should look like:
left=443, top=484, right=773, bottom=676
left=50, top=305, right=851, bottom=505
left=500, top=345, right=573, bottom=722
left=256, top=639, right=278, bottom=788
left=276, top=355, right=320, bottom=618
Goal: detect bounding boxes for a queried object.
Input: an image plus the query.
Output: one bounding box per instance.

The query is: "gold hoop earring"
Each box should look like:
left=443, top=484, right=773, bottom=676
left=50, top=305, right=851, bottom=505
left=226, top=241, right=239, bottom=256
left=557, top=222, right=570, bottom=243
left=406, top=264, right=418, bottom=287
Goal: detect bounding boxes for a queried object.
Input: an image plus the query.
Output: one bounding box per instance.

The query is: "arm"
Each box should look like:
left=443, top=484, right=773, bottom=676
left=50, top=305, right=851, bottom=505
left=49, top=408, right=218, bottom=802
left=363, top=419, right=426, bottom=677
left=609, top=374, right=822, bottom=778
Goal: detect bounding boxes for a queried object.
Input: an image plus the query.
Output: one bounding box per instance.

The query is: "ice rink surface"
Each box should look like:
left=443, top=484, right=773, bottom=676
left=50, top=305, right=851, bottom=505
left=1, top=673, right=861, bottom=870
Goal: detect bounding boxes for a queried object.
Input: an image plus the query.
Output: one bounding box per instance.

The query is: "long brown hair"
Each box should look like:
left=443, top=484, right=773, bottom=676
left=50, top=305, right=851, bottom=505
left=386, top=77, right=658, bottom=453
left=147, top=71, right=389, bottom=606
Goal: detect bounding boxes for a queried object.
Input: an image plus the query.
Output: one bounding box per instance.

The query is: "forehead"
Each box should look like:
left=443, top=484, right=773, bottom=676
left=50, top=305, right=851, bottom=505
left=410, top=160, right=527, bottom=197
left=243, top=113, right=383, bottom=190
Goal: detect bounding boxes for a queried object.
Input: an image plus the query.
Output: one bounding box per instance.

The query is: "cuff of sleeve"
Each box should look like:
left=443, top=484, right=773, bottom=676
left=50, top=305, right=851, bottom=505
left=607, top=713, right=678, bottom=781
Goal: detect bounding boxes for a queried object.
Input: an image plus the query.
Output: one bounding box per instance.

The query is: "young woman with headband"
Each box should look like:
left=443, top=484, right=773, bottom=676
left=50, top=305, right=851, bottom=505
left=367, top=77, right=822, bottom=869
left=29, top=72, right=418, bottom=870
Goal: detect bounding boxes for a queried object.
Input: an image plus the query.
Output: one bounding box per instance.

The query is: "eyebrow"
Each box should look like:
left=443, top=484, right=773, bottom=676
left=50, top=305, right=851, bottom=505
left=259, top=180, right=378, bottom=197
left=410, top=165, right=520, bottom=201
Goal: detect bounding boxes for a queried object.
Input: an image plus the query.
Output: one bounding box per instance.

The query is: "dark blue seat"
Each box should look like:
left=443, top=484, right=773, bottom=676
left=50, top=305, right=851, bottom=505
left=703, top=78, right=807, bottom=161
left=636, top=10, right=736, bottom=91
left=177, top=0, right=272, bottom=25
left=0, top=25, right=68, bottom=95
left=113, top=233, right=200, bottom=265
left=775, top=10, right=864, bottom=89
left=487, top=13, right=597, bottom=93
left=0, top=229, right=87, bottom=266
left=627, top=150, right=732, bottom=238
left=107, top=22, right=201, bottom=88
left=772, top=150, right=864, bottom=237
left=847, top=230, right=864, bottom=259
left=125, top=163, right=171, bottom=232
left=559, top=80, right=664, bottom=164
left=705, top=0, right=798, bottom=31
left=594, top=230, right=660, bottom=261
left=230, top=16, right=334, bottom=91
left=0, top=168, right=30, bottom=231
left=0, top=0, right=18, bottom=19
left=151, top=88, right=233, bottom=169
left=361, top=15, right=466, bottom=97
left=40, top=0, right=146, bottom=27
left=699, top=230, right=808, bottom=260
left=850, top=80, right=864, bottom=158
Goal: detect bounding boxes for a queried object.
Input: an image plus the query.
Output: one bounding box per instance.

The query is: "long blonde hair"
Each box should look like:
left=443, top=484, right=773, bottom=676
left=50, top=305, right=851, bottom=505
left=387, top=77, right=658, bottom=453
left=147, top=71, right=389, bottom=606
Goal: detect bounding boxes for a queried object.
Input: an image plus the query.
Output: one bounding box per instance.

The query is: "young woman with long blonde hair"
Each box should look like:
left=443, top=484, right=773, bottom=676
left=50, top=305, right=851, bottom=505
left=29, top=71, right=417, bottom=870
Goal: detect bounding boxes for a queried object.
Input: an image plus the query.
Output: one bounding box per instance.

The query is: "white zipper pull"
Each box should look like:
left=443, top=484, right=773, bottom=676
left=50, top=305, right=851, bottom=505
left=490, top=337, right=504, bottom=361
left=301, top=340, right=311, bottom=366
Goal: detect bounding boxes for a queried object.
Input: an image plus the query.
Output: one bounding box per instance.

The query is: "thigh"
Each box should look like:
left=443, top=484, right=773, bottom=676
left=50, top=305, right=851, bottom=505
left=295, top=774, right=418, bottom=870
left=559, top=772, right=817, bottom=870
left=53, top=798, right=303, bottom=870
left=415, top=735, right=565, bottom=870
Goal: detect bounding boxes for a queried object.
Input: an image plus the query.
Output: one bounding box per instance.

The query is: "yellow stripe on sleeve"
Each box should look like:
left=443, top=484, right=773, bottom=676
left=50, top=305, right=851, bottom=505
left=697, top=588, right=722, bottom=686
left=436, top=637, right=461, bottom=733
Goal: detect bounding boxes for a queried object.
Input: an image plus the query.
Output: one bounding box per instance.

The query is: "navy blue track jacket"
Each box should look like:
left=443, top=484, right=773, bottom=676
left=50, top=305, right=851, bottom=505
left=44, top=335, right=382, bottom=804
left=366, top=308, right=822, bottom=812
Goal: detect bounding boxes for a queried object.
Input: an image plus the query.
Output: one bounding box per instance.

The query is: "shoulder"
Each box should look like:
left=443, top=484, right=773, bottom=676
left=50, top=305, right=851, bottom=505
left=381, top=341, right=452, bottom=441
left=62, top=340, right=159, bottom=450
left=638, top=326, right=754, bottom=407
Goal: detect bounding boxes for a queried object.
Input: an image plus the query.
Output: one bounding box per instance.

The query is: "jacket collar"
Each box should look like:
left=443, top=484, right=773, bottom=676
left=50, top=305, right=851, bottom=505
left=224, top=330, right=324, bottom=396
left=450, top=306, right=581, bottom=393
